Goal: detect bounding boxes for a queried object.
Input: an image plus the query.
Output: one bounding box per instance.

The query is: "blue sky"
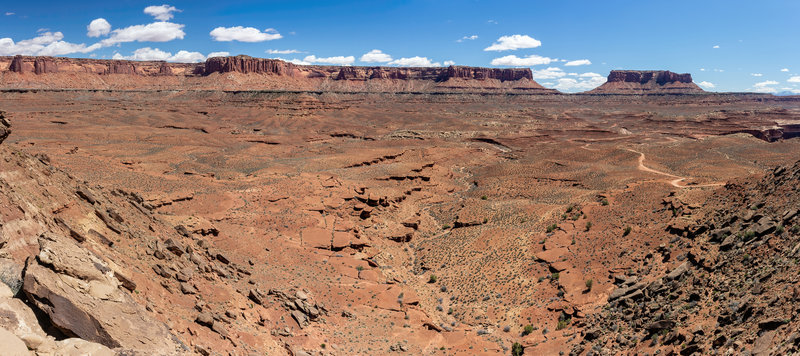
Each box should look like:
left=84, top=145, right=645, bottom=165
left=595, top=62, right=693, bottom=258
left=1, top=0, right=799, bottom=92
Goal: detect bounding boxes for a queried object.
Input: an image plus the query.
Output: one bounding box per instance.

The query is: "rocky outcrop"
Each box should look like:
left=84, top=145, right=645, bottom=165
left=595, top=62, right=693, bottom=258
left=0, top=111, right=9, bottom=145
left=589, top=70, right=704, bottom=94
left=203, top=55, right=296, bottom=76
left=22, top=236, right=183, bottom=353
left=438, top=66, right=533, bottom=82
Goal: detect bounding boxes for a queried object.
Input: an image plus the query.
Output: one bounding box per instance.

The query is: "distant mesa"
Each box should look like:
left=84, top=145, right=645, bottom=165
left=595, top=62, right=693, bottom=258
left=0, top=55, right=555, bottom=93
left=588, top=70, right=704, bottom=94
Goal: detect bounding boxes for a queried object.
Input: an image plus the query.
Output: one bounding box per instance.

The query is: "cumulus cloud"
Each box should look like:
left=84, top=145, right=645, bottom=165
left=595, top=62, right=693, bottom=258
left=697, top=81, right=715, bottom=89
left=531, top=67, right=566, bottom=80
left=457, top=35, right=478, bottom=42
left=87, top=18, right=111, bottom=37
left=490, top=54, right=554, bottom=67
left=112, top=47, right=211, bottom=62
left=484, top=34, right=541, bottom=51
left=144, top=5, right=180, bottom=21
left=210, top=26, right=282, bottom=42
left=0, top=31, right=100, bottom=56
left=100, top=22, right=186, bottom=46
left=273, top=57, right=310, bottom=65
left=303, top=55, right=355, bottom=65
left=388, top=56, right=440, bottom=67
left=5, top=12, right=14, bottom=16
left=207, top=51, right=230, bottom=58
left=266, top=49, right=301, bottom=54
left=788, top=76, right=800, bottom=83
left=751, top=73, right=763, bottom=77
left=359, top=49, right=392, bottom=63
left=781, top=68, right=789, bottom=72
left=443, top=60, right=455, bottom=66
left=713, top=45, right=720, bottom=49
left=752, top=80, right=779, bottom=93
left=552, top=73, right=606, bottom=92
left=564, top=59, right=591, bottom=66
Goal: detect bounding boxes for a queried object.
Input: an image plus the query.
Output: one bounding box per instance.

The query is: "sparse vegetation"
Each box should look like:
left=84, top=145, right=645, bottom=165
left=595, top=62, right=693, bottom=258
left=776, top=224, right=785, bottom=235
left=481, top=195, right=487, bottom=200
left=585, top=221, right=592, bottom=231
left=546, top=223, right=558, bottom=233
left=585, top=279, right=593, bottom=291
left=511, top=342, right=524, bottom=356
left=601, top=198, right=609, bottom=206
left=428, top=275, right=438, bottom=283
left=522, top=324, right=534, bottom=336
left=442, top=224, right=450, bottom=230
left=623, top=226, right=632, bottom=236
left=551, top=272, right=560, bottom=280
left=556, top=317, right=571, bottom=330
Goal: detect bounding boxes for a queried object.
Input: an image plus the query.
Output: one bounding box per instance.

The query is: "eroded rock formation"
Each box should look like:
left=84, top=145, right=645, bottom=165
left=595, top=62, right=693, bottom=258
left=590, top=70, right=704, bottom=94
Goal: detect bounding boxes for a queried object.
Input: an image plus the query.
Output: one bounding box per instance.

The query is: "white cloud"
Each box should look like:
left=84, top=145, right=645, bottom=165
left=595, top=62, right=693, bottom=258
left=388, top=56, right=440, bottom=67
left=266, top=49, right=301, bottom=54
left=87, top=18, right=111, bottom=37
left=551, top=72, right=605, bottom=92
left=788, top=76, right=800, bottom=83
left=531, top=67, right=566, bottom=80
left=490, top=54, right=554, bottom=67
left=100, top=22, right=185, bottom=46
left=751, top=73, right=763, bottom=77
left=112, top=47, right=210, bottom=63
left=5, top=12, right=14, bottom=16
left=457, top=35, right=478, bottom=42
left=210, top=26, right=282, bottom=42
left=564, top=59, right=591, bottom=66
left=484, top=34, right=541, bottom=51
left=752, top=80, right=779, bottom=93
left=697, top=81, right=715, bottom=89
left=207, top=51, right=230, bottom=58
left=144, top=5, right=180, bottom=21
left=713, top=45, right=720, bottom=49
left=443, top=60, right=455, bottom=66
left=0, top=31, right=100, bottom=56
left=700, top=68, right=706, bottom=71
left=303, top=55, right=355, bottom=65
left=273, top=57, right=310, bottom=65
left=359, top=49, right=392, bottom=63
left=781, top=68, right=789, bottom=72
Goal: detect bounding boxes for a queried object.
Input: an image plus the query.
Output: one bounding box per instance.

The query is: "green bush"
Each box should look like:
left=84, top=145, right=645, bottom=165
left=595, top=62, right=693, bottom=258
left=512, top=342, right=524, bottom=356
left=546, top=223, right=558, bottom=233
left=585, top=279, right=593, bottom=291
left=428, top=275, right=438, bottom=283
left=556, top=318, right=570, bottom=330
left=585, top=221, right=593, bottom=231
left=601, top=198, right=609, bottom=206
left=522, top=325, right=534, bottom=336
left=551, top=272, right=560, bottom=280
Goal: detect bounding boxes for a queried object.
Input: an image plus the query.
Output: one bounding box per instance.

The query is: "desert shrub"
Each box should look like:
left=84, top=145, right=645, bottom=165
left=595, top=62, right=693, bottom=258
left=546, top=223, right=558, bottom=233
left=776, top=225, right=785, bottom=235
left=556, top=318, right=571, bottom=330
left=601, top=198, right=609, bottom=206
left=512, top=342, right=524, bottom=356
left=585, top=221, right=593, bottom=231
left=522, top=325, right=534, bottom=336
left=428, top=275, right=438, bottom=283
left=623, top=226, right=632, bottom=236
left=551, top=272, right=560, bottom=280
left=585, top=279, right=593, bottom=291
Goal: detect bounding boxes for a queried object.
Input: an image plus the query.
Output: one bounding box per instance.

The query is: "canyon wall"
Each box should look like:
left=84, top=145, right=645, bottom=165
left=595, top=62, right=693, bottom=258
left=0, top=55, right=553, bottom=92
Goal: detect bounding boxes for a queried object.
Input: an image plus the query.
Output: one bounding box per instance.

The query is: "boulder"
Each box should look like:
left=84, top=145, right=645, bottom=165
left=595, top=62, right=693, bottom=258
left=0, top=111, right=10, bottom=144
left=22, top=236, right=182, bottom=352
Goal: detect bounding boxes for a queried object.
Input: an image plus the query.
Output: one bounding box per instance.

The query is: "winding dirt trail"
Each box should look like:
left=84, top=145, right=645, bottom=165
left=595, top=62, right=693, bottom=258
left=627, top=148, right=724, bottom=188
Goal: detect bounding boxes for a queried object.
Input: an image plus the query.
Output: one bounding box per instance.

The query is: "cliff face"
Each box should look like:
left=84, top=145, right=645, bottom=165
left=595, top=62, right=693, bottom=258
left=203, top=55, right=297, bottom=76
left=0, top=55, right=554, bottom=93
left=589, top=70, right=703, bottom=94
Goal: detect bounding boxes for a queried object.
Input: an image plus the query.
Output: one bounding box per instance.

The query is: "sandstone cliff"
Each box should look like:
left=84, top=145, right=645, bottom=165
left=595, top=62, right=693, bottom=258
left=1, top=55, right=555, bottom=93
left=588, top=70, right=704, bottom=94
